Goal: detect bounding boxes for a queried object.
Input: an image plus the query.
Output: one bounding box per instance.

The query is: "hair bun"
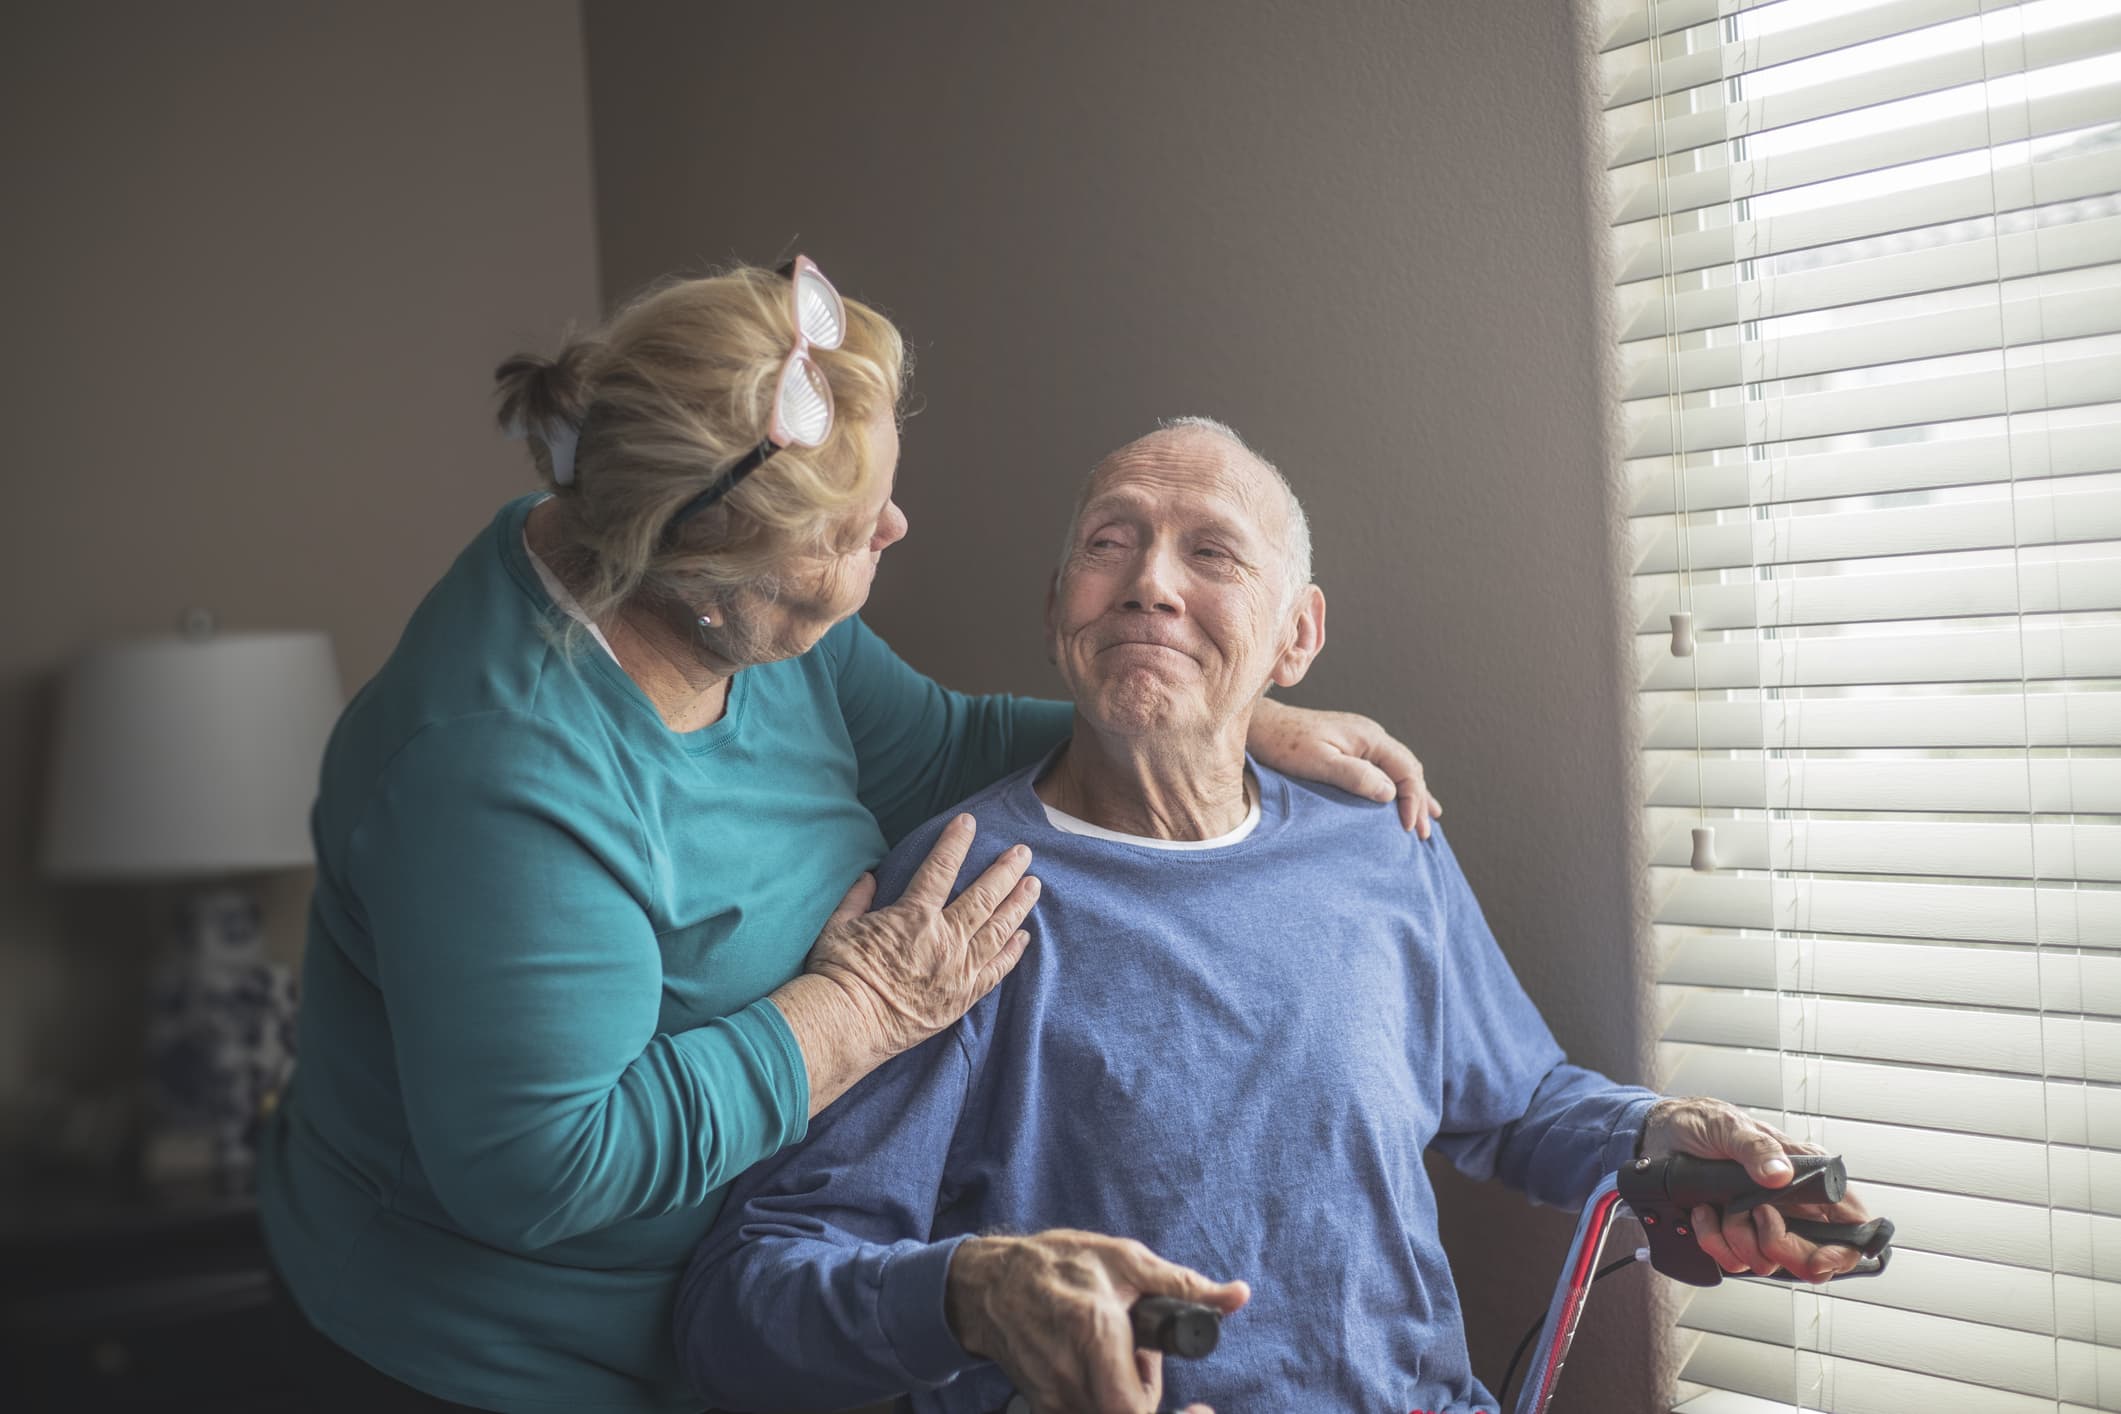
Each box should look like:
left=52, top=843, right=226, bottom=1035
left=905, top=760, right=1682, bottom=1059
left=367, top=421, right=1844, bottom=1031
left=494, top=339, right=601, bottom=486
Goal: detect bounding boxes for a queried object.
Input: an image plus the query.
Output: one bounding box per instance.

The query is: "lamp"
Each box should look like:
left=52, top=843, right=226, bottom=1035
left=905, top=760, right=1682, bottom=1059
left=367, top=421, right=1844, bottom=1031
left=40, top=612, right=343, bottom=1179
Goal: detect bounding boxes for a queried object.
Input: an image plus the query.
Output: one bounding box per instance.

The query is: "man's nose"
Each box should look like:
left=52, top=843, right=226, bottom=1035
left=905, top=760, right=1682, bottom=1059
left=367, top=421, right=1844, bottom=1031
left=1121, top=544, right=1183, bottom=614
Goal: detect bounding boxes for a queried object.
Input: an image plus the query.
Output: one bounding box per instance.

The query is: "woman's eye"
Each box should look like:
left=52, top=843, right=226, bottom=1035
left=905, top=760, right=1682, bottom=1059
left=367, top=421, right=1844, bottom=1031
left=1088, top=537, right=1121, bottom=550
left=1195, top=547, right=1228, bottom=560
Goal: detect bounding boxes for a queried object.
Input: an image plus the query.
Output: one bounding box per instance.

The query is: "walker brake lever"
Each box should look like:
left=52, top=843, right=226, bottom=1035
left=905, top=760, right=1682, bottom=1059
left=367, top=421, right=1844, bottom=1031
left=1617, top=1152, right=1894, bottom=1287
left=995, top=1296, right=1223, bottom=1414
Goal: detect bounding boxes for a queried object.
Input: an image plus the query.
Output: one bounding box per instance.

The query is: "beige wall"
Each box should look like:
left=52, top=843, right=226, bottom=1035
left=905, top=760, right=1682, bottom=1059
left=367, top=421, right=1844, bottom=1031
left=584, top=0, right=1655, bottom=1404
left=0, top=3, right=600, bottom=1107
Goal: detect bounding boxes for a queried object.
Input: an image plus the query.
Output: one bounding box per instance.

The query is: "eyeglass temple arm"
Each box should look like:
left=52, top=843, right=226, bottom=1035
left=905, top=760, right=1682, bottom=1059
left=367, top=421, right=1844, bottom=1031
left=662, top=439, right=775, bottom=541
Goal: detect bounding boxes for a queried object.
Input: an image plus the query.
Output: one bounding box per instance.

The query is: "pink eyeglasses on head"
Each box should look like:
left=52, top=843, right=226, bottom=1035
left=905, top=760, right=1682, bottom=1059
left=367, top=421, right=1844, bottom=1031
left=665, top=254, right=848, bottom=537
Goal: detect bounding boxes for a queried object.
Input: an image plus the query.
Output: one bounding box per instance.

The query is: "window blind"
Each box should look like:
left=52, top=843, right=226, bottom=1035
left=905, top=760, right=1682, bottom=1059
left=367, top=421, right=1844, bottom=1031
left=1598, top=0, right=2121, bottom=1409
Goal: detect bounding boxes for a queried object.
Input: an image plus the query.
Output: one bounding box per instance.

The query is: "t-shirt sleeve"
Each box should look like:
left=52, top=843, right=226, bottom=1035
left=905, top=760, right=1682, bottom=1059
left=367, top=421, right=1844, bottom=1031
left=1421, top=830, right=1659, bottom=1209
left=675, top=818, right=992, bottom=1409
left=349, top=713, right=811, bottom=1253
left=826, top=616, right=1072, bottom=846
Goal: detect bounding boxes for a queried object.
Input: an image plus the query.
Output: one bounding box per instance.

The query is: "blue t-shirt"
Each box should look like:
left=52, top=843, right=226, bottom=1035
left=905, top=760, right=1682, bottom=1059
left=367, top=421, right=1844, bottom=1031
left=256, top=494, right=1070, bottom=1413
left=679, top=759, right=1658, bottom=1413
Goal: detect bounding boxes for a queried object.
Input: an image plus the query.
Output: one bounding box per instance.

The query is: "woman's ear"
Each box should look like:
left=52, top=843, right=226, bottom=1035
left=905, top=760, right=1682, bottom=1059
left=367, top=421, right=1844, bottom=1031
left=1269, top=585, right=1326, bottom=689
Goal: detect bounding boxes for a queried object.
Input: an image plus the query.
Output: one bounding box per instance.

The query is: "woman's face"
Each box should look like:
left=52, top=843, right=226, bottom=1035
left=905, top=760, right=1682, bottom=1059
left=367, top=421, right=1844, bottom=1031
left=740, top=407, right=908, bottom=660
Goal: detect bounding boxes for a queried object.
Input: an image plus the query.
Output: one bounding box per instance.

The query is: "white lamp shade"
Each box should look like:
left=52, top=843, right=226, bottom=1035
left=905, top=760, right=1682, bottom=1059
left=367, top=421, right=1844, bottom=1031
left=40, top=630, right=345, bottom=880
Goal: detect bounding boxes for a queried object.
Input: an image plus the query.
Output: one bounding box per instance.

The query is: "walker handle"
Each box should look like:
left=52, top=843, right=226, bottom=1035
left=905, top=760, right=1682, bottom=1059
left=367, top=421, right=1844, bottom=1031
left=1617, top=1153, right=1894, bottom=1287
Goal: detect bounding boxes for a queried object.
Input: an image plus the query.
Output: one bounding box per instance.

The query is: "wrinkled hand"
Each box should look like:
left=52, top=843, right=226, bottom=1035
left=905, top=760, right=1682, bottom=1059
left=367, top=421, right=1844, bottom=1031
left=1640, top=1096, right=1874, bottom=1284
left=1246, top=699, right=1442, bottom=837
left=803, top=813, right=1040, bottom=1062
left=946, top=1230, right=1246, bottom=1414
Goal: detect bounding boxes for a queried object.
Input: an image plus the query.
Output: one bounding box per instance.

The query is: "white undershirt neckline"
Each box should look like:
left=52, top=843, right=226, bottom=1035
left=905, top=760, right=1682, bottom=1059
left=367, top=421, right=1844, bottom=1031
left=523, top=530, right=622, bottom=666
left=1040, top=782, right=1261, bottom=850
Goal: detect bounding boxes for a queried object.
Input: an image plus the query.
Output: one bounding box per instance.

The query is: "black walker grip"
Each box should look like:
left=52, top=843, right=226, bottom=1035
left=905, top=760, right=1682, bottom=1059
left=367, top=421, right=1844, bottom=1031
left=1131, top=1295, right=1222, bottom=1359
left=1664, top=1153, right=1847, bottom=1214
left=995, top=1297, right=1222, bottom=1413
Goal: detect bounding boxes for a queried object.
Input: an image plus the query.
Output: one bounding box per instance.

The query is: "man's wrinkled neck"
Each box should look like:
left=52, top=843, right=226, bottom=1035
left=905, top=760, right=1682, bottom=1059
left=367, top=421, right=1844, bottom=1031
left=1038, top=713, right=1254, bottom=841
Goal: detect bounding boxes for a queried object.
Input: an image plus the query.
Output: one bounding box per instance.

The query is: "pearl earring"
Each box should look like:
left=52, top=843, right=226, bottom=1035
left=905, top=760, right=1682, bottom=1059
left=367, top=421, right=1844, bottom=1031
left=696, top=613, right=714, bottom=627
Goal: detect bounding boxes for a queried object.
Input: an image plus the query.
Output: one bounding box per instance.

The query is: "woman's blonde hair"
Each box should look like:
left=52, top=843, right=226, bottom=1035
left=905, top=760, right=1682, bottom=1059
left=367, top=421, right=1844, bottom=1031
left=493, top=262, right=904, bottom=657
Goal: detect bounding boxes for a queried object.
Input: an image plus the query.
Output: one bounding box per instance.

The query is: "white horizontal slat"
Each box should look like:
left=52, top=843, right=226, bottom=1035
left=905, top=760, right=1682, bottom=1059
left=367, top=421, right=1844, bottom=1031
left=1616, top=216, right=2121, bottom=344
left=1661, top=988, right=2121, bottom=1079
left=1625, top=347, right=2121, bottom=458
left=1660, top=933, right=2121, bottom=1014
left=1686, top=1250, right=2121, bottom=1345
left=1635, top=556, right=2121, bottom=631
left=1628, top=407, right=2121, bottom=516
left=1640, top=691, right=2121, bottom=748
left=1645, top=753, right=2121, bottom=813
left=1661, top=1045, right=2121, bottom=1148
left=1681, top=1328, right=2110, bottom=1414
left=1634, top=482, right=2121, bottom=573
left=1652, top=870, right=2121, bottom=947
left=1612, top=76, right=2121, bottom=226
left=1844, top=1248, right=2121, bottom=1343
left=1608, top=10, right=2121, bottom=166
left=1840, top=1178, right=2121, bottom=1274
left=1624, top=274, right=2121, bottom=400
left=1678, top=1279, right=2121, bottom=1401
left=1637, top=625, right=2121, bottom=689
left=1674, top=1389, right=1794, bottom=1414
left=1613, top=145, right=2121, bottom=283
left=1725, top=1113, right=2121, bottom=1215
left=1603, top=0, right=1990, bottom=109
left=1598, top=0, right=1779, bottom=54
left=1596, top=0, right=1661, bottom=53
left=1646, top=816, right=2121, bottom=880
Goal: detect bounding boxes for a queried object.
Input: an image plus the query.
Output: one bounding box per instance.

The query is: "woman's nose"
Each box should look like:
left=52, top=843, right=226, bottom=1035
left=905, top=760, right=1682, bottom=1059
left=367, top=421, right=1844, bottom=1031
left=875, top=500, right=908, bottom=550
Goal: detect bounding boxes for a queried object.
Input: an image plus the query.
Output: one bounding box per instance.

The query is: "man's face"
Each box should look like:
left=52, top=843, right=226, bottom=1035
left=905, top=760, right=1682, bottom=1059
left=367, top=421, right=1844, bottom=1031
left=1048, top=432, right=1301, bottom=741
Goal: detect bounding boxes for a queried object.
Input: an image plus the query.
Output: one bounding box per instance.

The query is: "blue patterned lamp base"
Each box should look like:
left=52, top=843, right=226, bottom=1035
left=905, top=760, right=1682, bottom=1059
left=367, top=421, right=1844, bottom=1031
left=143, top=886, right=297, bottom=1180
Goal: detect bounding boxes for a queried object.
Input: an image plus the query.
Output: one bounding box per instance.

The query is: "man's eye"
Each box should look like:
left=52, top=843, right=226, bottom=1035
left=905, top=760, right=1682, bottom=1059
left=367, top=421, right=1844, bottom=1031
left=1195, top=547, right=1228, bottom=560
left=1089, top=537, right=1121, bottom=550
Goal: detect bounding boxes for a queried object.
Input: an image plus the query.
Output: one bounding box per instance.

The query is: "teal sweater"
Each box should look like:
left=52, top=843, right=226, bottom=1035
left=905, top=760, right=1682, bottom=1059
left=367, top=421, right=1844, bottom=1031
left=257, top=495, right=1070, bottom=1413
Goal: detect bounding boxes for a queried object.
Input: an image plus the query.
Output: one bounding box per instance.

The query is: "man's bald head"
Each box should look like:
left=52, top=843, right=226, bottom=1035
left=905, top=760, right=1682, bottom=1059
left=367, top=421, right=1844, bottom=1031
left=1058, top=417, right=1313, bottom=610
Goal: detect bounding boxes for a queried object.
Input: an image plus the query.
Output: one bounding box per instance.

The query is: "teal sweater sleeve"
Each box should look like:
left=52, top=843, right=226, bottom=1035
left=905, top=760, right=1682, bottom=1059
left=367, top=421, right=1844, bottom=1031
left=349, top=714, right=811, bottom=1254
left=828, top=617, right=1072, bottom=845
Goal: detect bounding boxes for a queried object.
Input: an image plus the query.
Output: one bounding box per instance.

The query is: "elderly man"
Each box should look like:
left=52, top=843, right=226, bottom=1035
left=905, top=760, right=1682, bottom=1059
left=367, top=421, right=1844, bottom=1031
left=677, top=420, right=1868, bottom=1414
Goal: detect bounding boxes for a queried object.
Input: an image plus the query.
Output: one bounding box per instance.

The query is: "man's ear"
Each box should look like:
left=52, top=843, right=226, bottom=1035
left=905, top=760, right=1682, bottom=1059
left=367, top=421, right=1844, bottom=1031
left=1043, top=572, right=1060, bottom=665
left=1269, top=585, right=1326, bottom=690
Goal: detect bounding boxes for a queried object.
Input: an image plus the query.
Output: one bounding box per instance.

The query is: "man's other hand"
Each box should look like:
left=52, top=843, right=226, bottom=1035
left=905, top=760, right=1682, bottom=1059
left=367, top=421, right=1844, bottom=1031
left=1640, top=1095, right=1874, bottom=1284
left=945, top=1229, right=1245, bottom=1414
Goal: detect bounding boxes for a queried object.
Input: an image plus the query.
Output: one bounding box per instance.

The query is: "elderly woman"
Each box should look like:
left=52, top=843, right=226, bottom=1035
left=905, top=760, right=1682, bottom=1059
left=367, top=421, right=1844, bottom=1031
left=256, top=259, right=1440, bottom=1414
